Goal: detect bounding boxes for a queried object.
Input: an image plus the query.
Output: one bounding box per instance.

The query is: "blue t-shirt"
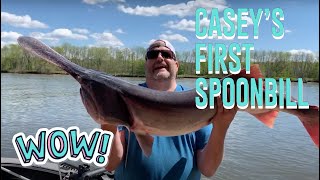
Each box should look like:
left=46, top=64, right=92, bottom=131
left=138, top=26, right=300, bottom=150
left=114, top=83, right=213, bottom=180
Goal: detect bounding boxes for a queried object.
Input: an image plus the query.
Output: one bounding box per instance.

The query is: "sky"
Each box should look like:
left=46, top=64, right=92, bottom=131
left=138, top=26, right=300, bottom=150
left=1, top=0, right=319, bottom=54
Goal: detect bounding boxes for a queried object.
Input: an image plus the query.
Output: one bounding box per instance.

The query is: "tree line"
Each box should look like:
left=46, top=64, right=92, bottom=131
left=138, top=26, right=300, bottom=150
left=1, top=43, right=319, bottom=81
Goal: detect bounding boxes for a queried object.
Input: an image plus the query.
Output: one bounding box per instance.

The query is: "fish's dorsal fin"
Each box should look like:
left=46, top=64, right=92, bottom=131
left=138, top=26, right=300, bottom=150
left=123, top=128, right=154, bottom=167
left=226, top=64, right=281, bottom=128
left=223, top=64, right=264, bottom=81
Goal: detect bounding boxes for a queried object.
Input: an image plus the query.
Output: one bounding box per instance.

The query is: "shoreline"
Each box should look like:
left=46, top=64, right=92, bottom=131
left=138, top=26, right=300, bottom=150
left=1, top=71, right=319, bottom=83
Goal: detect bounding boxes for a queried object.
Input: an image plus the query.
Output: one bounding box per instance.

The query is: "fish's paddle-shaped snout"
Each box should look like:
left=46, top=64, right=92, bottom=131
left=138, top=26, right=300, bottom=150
left=17, top=36, right=86, bottom=81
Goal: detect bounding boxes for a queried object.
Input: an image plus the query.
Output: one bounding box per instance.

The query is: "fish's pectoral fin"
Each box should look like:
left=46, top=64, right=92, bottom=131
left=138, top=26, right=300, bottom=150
left=135, top=133, right=154, bottom=157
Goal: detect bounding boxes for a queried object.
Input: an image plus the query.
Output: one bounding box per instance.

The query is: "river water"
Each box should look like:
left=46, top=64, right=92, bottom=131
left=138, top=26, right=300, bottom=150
left=1, top=73, right=319, bottom=180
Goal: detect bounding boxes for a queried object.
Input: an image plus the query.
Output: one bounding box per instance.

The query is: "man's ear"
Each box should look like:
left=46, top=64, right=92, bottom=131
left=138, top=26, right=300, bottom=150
left=176, top=60, right=179, bottom=68
left=144, top=62, right=148, bottom=73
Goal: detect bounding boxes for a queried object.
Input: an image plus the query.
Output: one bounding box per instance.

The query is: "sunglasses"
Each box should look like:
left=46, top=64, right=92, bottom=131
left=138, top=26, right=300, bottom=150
left=146, top=50, right=175, bottom=60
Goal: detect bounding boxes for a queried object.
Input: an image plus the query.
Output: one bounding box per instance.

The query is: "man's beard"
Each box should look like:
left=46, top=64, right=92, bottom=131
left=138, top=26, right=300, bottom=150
left=147, top=69, right=175, bottom=80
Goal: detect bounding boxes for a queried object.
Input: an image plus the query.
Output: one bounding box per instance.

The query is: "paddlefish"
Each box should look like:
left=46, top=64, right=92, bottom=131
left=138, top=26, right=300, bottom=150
left=17, top=36, right=319, bottom=156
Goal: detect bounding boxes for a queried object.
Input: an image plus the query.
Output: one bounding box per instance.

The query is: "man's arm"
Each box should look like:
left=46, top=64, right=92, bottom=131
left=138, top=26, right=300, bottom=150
left=101, top=124, right=126, bottom=171
left=197, top=97, right=238, bottom=177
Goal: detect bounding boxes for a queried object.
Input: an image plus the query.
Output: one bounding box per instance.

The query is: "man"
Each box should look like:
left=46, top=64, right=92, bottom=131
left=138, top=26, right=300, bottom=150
left=102, top=39, right=237, bottom=179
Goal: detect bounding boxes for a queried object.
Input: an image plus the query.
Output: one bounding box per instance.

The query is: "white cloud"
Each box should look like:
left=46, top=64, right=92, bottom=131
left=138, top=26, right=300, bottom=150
left=1, top=31, right=23, bottom=47
left=164, top=19, right=195, bottom=31
left=164, top=14, right=253, bottom=33
left=289, top=49, right=314, bottom=55
left=28, top=29, right=88, bottom=44
left=115, top=28, right=125, bottom=34
left=159, top=33, right=189, bottom=42
left=73, top=28, right=90, bottom=34
left=118, top=0, right=227, bottom=17
left=1, top=31, right=22, bottom=40
left=285, top=29, right=292, bottom=33
left=29, top=32, right=60, bottom=42
left=1, top=12, right=48, bottom=29
left=50, top=29, right=88, bottom=40
left=288, top=49, right=318, bottom=61
left=90, top=32, right=124, bottom=47
left=147, top=33, right=188, bottom=46
left=83, top=0, right=125, bottom=5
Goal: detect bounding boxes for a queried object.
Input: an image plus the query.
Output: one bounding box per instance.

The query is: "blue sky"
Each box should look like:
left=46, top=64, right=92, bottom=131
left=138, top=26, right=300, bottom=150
left=1, top=0, right=319, bottom=55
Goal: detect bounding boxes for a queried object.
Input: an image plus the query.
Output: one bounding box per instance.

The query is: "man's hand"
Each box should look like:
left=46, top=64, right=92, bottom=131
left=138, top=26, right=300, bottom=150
left=101, top=124, right=125, bottom=171
left=197, top=96, right=238, bottom=177
left=211, top=96, right=238, bottom=130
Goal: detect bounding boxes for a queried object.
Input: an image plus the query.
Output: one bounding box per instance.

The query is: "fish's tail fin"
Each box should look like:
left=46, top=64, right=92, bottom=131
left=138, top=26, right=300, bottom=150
left=248, top=110, right=279, bottom=128
left=297, top=105, right=319, bottom=147
left=17, top=36, right=86, bottom=79
left=225, top=64, right=319, bottom=147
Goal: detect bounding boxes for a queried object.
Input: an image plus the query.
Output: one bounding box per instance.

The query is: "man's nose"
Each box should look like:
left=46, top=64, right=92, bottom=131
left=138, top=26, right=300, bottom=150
left=156, top=52, right=164, bottom=61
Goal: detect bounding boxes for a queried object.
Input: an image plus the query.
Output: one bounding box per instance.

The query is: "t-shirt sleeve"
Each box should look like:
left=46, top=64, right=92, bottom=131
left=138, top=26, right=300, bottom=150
left=195, top=124, right=213, bottom=150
